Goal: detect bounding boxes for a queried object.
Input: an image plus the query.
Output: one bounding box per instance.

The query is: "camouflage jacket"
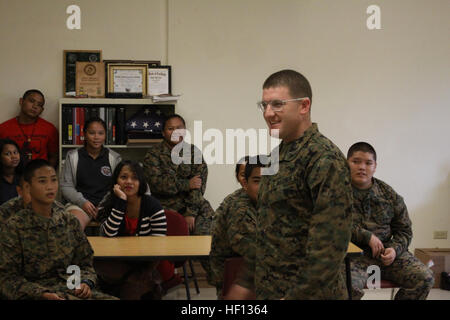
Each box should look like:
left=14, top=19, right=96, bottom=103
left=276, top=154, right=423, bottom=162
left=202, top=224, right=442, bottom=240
left=143, top=141, right=210, bottom=217
left=210, top=188, right=256, bottom=291
left=236, top=123, right=353, bottom=300
left=0, top=197, right=24, bottom=225
left=351, top=177, right=412, bottom=257
left=0, top=202, right=97, bottom=300
left=0, top=197, right=75, bottom=225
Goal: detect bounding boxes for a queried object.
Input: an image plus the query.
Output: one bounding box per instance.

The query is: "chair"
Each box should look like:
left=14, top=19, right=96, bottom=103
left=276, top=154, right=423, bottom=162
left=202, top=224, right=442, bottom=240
left=84, top=221, right=100, bottom=236
left=164, top=209, right=200, bottom=300
left=364, top=279, right=399, bottom=300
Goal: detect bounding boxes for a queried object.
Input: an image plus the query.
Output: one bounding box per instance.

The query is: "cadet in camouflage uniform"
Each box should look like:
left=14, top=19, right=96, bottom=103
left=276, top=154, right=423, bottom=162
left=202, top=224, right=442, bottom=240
left=230, top=70, right=353, bottom=300
left=0, top=159, right=115, bottom=300
left=143, top=114, right=214, bottom=281
left=347, top=142, right=434, bottom=300
left=0, top=186, right=91, bottom=232
left=210, top=159, right=263, bottom=297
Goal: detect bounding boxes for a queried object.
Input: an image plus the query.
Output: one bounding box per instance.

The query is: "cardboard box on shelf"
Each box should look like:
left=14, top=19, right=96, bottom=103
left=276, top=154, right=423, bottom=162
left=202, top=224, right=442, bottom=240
left=414, top=248, right=450, bottom=288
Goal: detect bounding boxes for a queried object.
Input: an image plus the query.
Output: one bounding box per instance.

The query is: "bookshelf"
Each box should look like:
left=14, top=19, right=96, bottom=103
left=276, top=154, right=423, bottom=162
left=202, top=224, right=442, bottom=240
left=58, top=98, right=175, bottom=174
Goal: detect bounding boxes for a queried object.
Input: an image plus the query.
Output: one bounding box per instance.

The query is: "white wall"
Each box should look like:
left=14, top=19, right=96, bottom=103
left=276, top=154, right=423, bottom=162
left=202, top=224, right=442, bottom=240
left=0, top=0, right=167, bottom=124
left=0, top=0, right=448, bottom=250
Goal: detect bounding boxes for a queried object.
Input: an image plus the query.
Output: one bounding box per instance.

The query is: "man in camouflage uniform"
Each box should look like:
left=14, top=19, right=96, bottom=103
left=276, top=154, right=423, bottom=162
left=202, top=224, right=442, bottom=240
left=0, top=159, right=115, bottom=300
left=0, top=176, right=90, bottom=231
left=210, top=158, right=263, bottom=297
left=347, top=142, right=434, bottom=300
left=228, top=70, right=353, bottom=300
left=143, top=114, right=214, bottom=281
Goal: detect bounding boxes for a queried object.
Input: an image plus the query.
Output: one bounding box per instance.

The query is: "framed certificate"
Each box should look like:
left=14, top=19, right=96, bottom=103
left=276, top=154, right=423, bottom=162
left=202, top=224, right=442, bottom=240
left=148, top=66, right=171, bottom=96
left=107, top=64, right=148, bottom=97
left=63, top=50, right=102, bottom=97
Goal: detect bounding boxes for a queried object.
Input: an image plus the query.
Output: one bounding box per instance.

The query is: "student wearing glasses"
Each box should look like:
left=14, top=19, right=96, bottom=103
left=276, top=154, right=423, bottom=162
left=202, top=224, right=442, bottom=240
left=0, top=90, right=58, bottom=168
left=227, top=70, right=353, bottom=300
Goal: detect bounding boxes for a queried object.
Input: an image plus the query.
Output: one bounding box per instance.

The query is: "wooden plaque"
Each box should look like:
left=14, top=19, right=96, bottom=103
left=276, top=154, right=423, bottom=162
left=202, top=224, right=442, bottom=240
left=75, top=62, right=105, bottom=97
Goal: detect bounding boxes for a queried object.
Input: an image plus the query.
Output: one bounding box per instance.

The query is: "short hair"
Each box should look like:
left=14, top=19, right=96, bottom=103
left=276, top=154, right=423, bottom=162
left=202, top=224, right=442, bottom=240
left=235, top=155, right=249, bottom=181
left=163, top=114, right=186, bottom=130
left=347, top=142, right=377, bottom=162
left=244, top=156, right=266, bottom=181
left=0, top=139, right=24, bottom=176
left=112, top=160, right=147, bottom=197
left=23, top=159, right=53, bottom=183
left=263, top=69, right=312, bottom=104
left=22, top=89, right=45, bottom=102
left=83, top=117, right=107, bottom=134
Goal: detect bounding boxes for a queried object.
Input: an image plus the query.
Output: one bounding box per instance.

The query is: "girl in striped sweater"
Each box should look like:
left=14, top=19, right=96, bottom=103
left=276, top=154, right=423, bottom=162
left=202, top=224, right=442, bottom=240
left=95, top=160, right=167, bottom=300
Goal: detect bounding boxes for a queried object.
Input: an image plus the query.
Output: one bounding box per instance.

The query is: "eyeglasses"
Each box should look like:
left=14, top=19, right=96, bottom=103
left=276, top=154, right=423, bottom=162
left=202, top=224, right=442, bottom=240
left=256, top=97, right=308, bottom=112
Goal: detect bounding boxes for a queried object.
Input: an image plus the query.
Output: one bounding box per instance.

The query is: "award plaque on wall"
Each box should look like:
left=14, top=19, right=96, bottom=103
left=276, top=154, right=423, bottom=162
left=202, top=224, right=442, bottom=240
left=75, top=62, right=105, bottom=97
left=63, top=50, right=102, bottom=97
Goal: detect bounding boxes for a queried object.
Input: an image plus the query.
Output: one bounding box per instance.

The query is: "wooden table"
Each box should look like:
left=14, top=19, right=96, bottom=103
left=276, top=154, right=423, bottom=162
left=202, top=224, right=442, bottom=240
left=88, top=235, right=211, bottom=261
left=347, top=242, right=363, bottom=257
left=89, top=236, right=362, bottom=299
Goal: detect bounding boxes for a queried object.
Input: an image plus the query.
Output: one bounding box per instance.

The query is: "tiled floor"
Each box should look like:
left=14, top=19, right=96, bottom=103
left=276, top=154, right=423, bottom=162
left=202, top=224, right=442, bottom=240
left=163, top=286, right=450, bottom=300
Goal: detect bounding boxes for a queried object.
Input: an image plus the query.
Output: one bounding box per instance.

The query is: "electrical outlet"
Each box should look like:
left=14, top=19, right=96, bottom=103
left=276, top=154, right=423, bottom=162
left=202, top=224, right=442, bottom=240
left=433, top=231, right=448, bottom=239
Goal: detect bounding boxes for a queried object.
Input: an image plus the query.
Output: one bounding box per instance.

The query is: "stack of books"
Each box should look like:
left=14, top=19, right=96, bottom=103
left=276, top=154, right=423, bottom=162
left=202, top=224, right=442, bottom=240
left=61, top=106, right=127, bottom=146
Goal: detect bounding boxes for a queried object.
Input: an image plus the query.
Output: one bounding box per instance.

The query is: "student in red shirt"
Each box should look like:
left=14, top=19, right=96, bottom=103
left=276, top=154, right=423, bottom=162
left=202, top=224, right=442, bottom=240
left=0, top=89, right=58, bottom=168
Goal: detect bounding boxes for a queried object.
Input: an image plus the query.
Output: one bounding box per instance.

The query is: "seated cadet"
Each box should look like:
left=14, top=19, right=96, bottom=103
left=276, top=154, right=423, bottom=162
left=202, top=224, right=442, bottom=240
left=210, top=155, right=249, bottom=232
left=348, top=142, right=434, bottom=300
left=210, top=157, right=263, bottom=298
left=0, top=159, right=115, bottom=300
left=143, top=114, right=214, bottom=282
left=235, top=155, right=249, bottom=188
left=0, top=174, right=90, bottom=231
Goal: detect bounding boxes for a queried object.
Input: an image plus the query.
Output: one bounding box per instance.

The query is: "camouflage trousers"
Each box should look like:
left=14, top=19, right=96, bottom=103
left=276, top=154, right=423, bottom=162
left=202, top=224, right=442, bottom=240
left=350, top=251, right=434, bottom=300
